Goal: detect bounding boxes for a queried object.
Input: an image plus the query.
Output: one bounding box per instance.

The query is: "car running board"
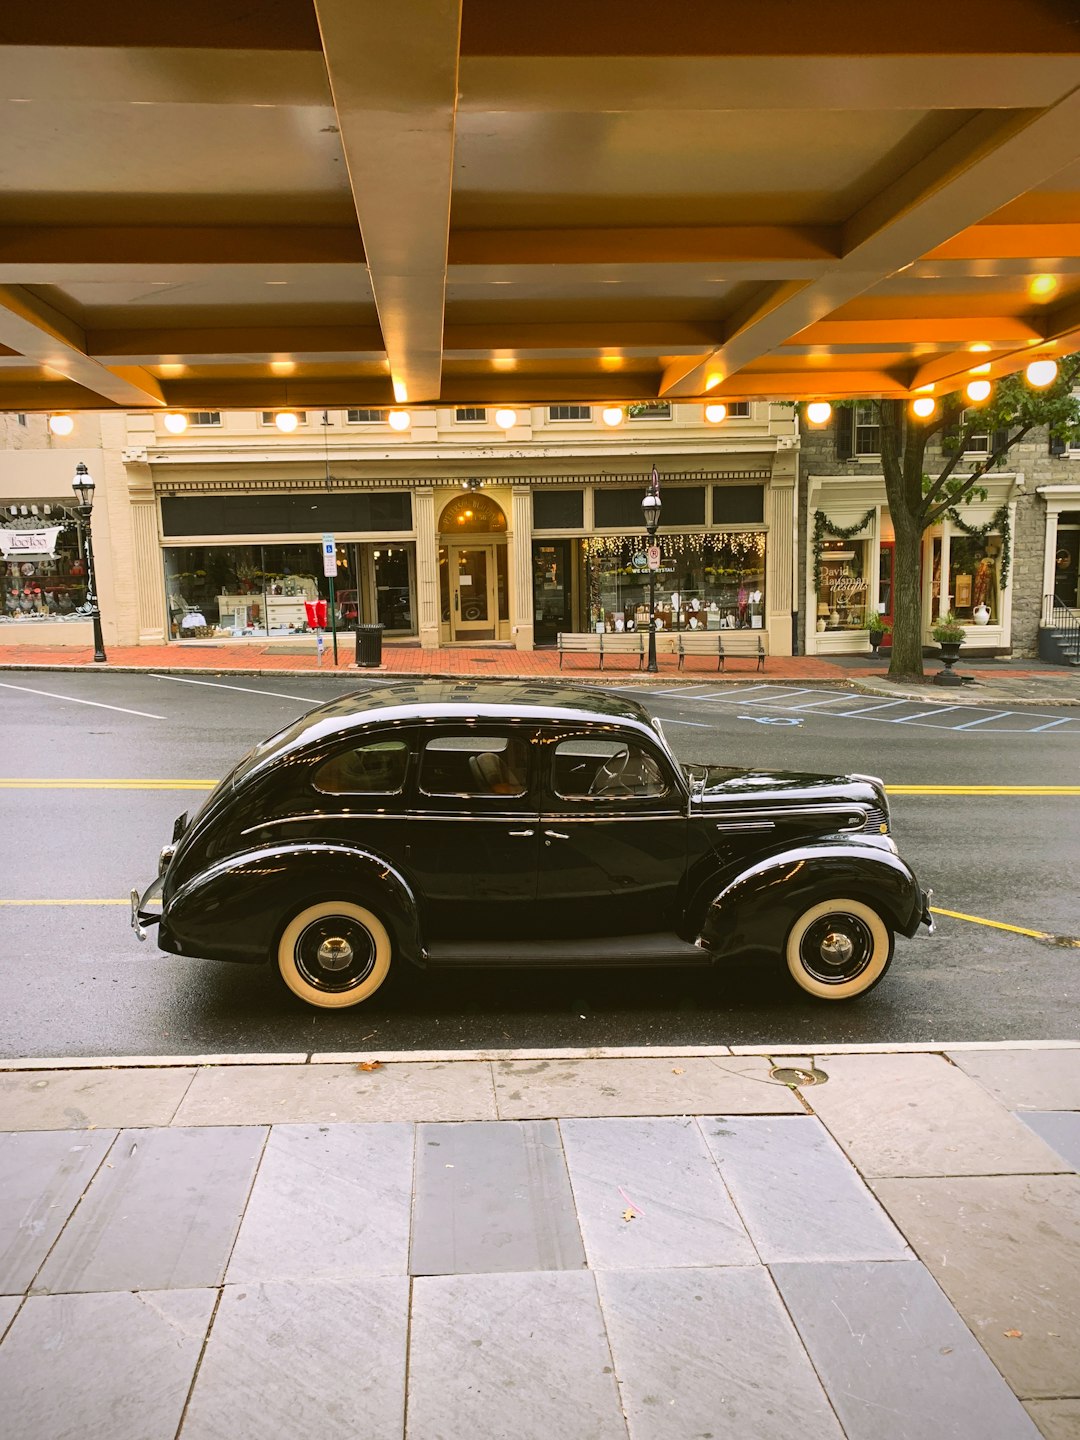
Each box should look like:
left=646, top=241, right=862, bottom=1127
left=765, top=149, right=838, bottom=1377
left=424, top=932, right=709, bottom=968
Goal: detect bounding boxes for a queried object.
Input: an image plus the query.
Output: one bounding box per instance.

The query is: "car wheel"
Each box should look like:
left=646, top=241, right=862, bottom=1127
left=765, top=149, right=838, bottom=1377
left=784, top=898, right=893, bottom=1000
left=277, top=901, right=392, bottom=1009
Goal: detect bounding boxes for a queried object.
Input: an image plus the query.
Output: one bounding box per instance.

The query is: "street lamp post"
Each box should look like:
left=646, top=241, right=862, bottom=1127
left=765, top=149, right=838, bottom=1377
left=641, top=469, right=662, bottom=674
left=71, top=461, right=107, bottom=663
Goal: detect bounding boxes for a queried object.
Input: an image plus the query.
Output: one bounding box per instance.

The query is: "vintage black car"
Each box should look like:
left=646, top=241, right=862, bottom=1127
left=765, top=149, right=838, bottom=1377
left=132, top=681, right=932, bottom=1008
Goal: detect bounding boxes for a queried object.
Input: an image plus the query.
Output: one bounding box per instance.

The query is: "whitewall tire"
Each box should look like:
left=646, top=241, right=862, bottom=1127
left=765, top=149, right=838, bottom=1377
left=277, top=901, right=392, bottom=1009
left=785, top=898, right=893, bottom=1000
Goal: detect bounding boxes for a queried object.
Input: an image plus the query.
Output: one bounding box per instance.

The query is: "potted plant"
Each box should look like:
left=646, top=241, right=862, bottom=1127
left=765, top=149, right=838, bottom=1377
left=867, top=615, right=892, bottom=654
left=931, top=611, right=966, bottom=686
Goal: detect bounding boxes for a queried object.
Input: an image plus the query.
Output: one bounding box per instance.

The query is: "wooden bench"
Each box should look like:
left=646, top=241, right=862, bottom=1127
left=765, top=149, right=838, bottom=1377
left=558, top=631, right=644, bottom=670
left=678, top=629, right=767, bottom=671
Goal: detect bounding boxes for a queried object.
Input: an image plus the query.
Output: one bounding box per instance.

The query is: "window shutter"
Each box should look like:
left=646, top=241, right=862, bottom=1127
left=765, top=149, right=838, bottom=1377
left=834, top=407, right=853, bottom=461
left=991, top=428, right=1010, bottom=458
left=1050, top=432, right=1067, bottom=457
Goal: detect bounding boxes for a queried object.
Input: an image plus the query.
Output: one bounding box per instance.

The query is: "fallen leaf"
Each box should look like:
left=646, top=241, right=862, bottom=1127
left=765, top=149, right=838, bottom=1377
left=622, top=1208, right=637, bottom=1222
left=356, top=1061, right=383, bottom=1072
left=1004, top=1330, right=1023, bottom=1339
left=672, top=1067, right=684, bottom=1075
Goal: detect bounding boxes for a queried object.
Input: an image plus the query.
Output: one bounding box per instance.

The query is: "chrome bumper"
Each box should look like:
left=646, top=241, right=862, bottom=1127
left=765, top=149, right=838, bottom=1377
left=921, top=887, right=936, bottom=935
left=130, top=876, right=163, bottom=942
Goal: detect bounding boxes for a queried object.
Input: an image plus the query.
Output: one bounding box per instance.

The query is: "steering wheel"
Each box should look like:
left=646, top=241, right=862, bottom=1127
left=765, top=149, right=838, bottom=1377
left=589, top=746, right=631, bottom=796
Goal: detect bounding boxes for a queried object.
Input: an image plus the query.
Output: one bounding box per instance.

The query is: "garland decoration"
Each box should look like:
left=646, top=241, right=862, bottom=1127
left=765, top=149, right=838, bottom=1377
left=812, top=508, right=875, bottom=590
left=945, top=503, right=1011, bottom=591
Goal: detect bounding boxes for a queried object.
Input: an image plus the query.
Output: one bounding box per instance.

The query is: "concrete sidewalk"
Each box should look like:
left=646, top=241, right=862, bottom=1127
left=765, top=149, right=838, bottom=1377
left=2, top=638, right=1080, bottom=705
left=2, top=1045, right=1078, bottom=1439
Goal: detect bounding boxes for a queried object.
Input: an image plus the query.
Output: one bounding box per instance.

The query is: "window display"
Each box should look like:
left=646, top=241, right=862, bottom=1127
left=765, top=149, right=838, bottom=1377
left=2, top=503, right=88, bottom=623
left=815, top=539, right=871, bottom=632
left=584, top=532, right=766, bottom=633
left=948, top=534, right=1000, bottom=624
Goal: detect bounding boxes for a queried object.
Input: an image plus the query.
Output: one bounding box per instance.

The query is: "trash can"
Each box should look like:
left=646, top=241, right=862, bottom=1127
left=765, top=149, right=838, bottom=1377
left=355, top=622, right=384, bottom=668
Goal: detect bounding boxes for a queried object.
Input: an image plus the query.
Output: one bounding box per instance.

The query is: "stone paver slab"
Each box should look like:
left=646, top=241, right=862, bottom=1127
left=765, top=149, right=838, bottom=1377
left=561, top=1117, right=755, bottom=1270
left=700, top=1114, right=908, bottom=1262
left=0, top=1295, right=20, bottom=1335
left=871, top=1174, right=1080, bottom=1399
left=180, top=1278, right=409, bottom=1440
left=0, top=1289, right=215, bottom=1440
left=493, top=1057, right=801, bottom=1119
left=0, top=1068, right=194, bottom=1130
left=407, top=1271, right=626, bottom=1440
left=1019, top=1112, right=1080, bottom=1171
left=227, top=1124, right=413, bottom=1282
left=772, top=1259, right=1041, bottom=1440
left=173, top=1062, right=496, bottom=1125
left=1023, top=1400, right=1080, bottom=1440
left=804, top=1054, right=1069, bottom=1176
left=35, top=1126, right=265, bottom=1294
left=597, top=1266, right=843, bottom=1440
left=948, top=1050, right=1080, bottom=1112
left=0, top=1129, right=116, bottom=1293
left=411, top=1121, right=585, bottom=1275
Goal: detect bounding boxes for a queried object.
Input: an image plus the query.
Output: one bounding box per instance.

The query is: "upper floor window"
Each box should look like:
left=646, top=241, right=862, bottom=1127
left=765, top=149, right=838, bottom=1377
left=16, top=413, right=27, bottom=427
left=455, top=407, right=486, bottom=423
left=853, top=402, right=880, bottom=456
left=188, top=412, right=221, bottom=427
left=347, top=409, right=386, bottom=424
left=259, top=411, right=308, bottom=427
left=548, top=405, right=591, bottom=422
left=627, top=402, right=671, bottom=421
left=727, top=401, right=751, bottom=418
left=960, top=410, right=990, bottom=454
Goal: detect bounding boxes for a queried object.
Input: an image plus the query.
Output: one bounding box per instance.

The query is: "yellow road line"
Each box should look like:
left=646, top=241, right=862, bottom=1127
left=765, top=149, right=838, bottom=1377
left=0, top=899, right=135, bottom=906
left=890, top=785, right=1080, bottom=795
left=929, top=906, right=1053, bottom=939
left=0, top=779, right=214, bottom=789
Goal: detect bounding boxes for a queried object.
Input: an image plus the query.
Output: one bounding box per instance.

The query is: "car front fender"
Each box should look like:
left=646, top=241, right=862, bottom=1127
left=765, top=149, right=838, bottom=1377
left=696, top=839, right=925, bottom=960
left=159, top=842, right=423, bottom=965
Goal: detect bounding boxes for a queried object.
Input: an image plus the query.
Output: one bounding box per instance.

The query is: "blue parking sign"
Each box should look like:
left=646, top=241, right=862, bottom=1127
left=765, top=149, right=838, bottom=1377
left=322, top=534, right=337, bottom=577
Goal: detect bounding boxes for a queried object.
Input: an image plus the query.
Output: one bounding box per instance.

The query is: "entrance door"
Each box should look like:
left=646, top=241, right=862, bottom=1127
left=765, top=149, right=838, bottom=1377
left=877, top=542, right=894, bottom=643
left=1056, top=527, right=1080, bottom=608
left=532, top=539, right=573, bottom=645
left=449, top=545, right=496, bottom=641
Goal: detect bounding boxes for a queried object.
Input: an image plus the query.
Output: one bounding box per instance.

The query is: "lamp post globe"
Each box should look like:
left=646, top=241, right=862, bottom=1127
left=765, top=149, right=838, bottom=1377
left=641, top=483, right=662, bottom=673
left=71, top=462, right=107, bottom=663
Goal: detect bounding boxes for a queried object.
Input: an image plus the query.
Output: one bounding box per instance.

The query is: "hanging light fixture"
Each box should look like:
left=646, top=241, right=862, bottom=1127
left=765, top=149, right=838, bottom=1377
left=911, top=396, right=937, bottom=419
left=601, top=407, right=624, bottom=427
left=806, top=401, right=832, bottom=425
left=1029, top=274, right=1058, bottom=299
left=1025, top=358, right=1058, bottom=389
left=494, top=408, right=517, bottom=430
left=965, top=379, right=992, bottom=403
left=387, top=409, right=411, bottom=431
left=163, top=412, right=188, bottom=434
left=48, top=414, right=74, bottom=436
left=275, top=410, right=300, bottom=433
left=704, top=403, right=727, bottom=424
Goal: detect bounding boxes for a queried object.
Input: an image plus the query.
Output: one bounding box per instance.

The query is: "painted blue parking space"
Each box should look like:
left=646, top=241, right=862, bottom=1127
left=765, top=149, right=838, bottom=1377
left=621, top=683, right=1080, bottom=734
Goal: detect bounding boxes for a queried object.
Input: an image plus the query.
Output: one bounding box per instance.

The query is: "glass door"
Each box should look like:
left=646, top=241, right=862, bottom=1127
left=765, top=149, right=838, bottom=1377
left=532, top=539, right=572, bottom=645
left=877, top=542, right=894, bottom=644
left=449, top=545, right=495, bottom=640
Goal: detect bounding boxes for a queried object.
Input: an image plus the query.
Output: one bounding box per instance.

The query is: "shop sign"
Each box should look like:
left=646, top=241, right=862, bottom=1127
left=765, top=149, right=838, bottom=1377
left=0, top=526, right=62, bottom=558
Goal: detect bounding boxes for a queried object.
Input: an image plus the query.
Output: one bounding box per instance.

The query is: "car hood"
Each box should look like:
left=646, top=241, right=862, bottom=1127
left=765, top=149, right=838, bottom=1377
left=685, top=764, right=886, bottom=812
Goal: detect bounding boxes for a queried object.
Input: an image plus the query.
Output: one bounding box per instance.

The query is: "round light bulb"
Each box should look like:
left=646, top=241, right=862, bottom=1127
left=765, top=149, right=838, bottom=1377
left=494, top=408, right=517, bottom=430
left=387, top=409, right=411, bottom=432
left=162, top=412, right=188, bottom=434
left=911, top=396, right=937, bottom=419
left=806, top=401, right=832, bottom=425
left=601, top=406, right=624, bottom=427
left=968, top=363, right=991, bottom=375
left=1025, top=358, right=1058, bottom=389
left=965, top=379, right=992, bottom=404
left=704, top=403, right=727, bottom=424
left=275, top=411, right=300, bottom=433
left=48, top=414, right=74, bottom=436
left=1030, top=274, right=1058, bottom=298
left=969, top=343, right=992, bottom=353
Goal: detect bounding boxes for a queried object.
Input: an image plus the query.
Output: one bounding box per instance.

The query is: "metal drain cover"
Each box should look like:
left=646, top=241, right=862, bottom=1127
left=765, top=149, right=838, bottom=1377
left=770, top=1065, right=829, bottom=1087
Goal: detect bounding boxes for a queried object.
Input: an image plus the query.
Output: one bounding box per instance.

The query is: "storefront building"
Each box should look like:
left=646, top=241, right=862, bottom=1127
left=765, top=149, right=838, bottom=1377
left=2, top=404, right=800, bottom=654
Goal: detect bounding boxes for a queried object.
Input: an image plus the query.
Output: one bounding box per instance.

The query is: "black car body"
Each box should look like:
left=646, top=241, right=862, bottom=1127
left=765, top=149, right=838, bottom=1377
left=132, top=681, right=932, bottom=1007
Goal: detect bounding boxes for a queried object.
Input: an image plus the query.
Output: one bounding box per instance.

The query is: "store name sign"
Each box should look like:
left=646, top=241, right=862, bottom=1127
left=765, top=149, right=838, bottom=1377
left=829, top=576, right=868, bottom=595
left=0, top=526, right=62, bottom=558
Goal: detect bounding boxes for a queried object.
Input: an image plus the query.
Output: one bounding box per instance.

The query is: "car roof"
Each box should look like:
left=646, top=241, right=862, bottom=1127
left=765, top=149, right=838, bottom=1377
left=234, top=680, right=662, bottom=783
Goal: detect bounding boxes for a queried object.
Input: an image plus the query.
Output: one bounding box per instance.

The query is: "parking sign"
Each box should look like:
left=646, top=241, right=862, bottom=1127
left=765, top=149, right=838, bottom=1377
left=322, top=534, right=337, bottom=577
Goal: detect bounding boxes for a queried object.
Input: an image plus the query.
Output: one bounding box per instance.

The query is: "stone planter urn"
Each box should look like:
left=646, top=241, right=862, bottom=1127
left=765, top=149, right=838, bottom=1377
left=934, top=639, right=964, bottom=686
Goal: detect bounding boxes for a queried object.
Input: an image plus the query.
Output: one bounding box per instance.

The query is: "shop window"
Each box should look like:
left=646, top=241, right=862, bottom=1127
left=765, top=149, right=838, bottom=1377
left=853, top=403, right=880, bottom=456
left=533, top=489, right=584, bottom=530
left=373, top=546, right=414, bottom=632
left=347, top=409, right=386, bottom=424
left=313, top=739, right=409, bottom=796
left=594, top=486, right=705, bottom=529
left=455, top=407, right=486, bottom=423
left=815, top=539, right=872, bottom=632
left=712, top=485, right=763, bottom=524
left=626, top=402, right=671, bottom=420
left=584, top=533, right=765, bottom=634
left=187, top=412, right=221, bottom=426
left=548, top=405, right=591, bottom=422
left=420, top=735, right=529, bottom=797
left=2, top=501, right=88, bottom=622
left=949, top=533, right=1000, bottom=623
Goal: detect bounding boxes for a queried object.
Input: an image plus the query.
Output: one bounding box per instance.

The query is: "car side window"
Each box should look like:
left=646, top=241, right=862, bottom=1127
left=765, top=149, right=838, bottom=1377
left=552, top=738, right=673, bottom=801
left=313, top=738, right=409, bottom=795
left=420, top=734, right=529, bottom=797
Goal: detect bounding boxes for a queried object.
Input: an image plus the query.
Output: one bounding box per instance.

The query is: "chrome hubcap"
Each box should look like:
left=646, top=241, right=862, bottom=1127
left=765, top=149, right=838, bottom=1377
left=819, top=931, right=854, bottom=965
left=294, top=916, right=376, bottom=993
left=799, top=912, right=874, bottom=985
left=316, top=936, right=353, bottom=971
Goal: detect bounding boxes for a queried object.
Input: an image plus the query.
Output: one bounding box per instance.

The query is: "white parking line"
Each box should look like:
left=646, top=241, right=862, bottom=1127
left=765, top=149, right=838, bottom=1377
left=661, top=717, right=711, bottom=727
left=890, top=705, right=967, bottom=723
left=818, top=699, right=913, bottom=717
left=954, top=711, right=1010, bottom=730
left=150, top=674, right=324, bottom=703
left=1028, top=717, right=1073, bottom=732
left=0, top=680, right=164, bottom=720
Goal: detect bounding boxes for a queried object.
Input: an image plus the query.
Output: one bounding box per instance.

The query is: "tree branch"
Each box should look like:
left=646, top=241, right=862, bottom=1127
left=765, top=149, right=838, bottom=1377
left=921, top=421, right=1035, bottom=529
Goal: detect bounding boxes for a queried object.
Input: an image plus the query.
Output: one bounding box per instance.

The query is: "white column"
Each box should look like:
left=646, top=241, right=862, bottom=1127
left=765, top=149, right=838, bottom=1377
left=510, top=485, right=534, bottom=650
left=1042, top=503, right=1060, bottom=614
left=414, top=487, right=440, bottom=649
left=764, top=466, right=794, bottom=656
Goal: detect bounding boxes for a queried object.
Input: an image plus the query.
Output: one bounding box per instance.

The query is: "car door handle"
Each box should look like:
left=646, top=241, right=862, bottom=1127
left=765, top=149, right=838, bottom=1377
left=508, top=829, right=535, bottom=837
left=543, top=829, right=569, bottom=840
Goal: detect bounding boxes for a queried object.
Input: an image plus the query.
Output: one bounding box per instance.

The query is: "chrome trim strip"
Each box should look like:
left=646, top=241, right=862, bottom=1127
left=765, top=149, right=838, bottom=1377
left=702, top=804, right=866, bottom=825
left=243, top=810, right=686, bottom=835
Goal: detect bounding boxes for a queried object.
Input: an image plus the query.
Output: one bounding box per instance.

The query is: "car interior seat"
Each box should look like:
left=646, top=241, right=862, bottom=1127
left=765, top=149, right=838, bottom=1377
left=469, top=750, right=509, bottom=793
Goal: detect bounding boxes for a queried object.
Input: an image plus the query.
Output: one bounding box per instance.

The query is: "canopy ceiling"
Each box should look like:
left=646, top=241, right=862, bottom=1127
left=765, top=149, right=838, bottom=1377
left=1, top=0, right=1080, bottom=413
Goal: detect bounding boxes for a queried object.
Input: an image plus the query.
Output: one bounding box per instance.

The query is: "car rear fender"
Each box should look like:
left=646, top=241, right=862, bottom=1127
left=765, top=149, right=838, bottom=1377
left=160, top=843, right=423, bottom=966
left=696, top=841, right=923, bottom=959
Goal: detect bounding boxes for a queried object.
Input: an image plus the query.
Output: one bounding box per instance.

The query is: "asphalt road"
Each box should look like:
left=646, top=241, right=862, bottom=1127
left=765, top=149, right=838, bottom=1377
left=1, top=671, right=1078, bottom=1058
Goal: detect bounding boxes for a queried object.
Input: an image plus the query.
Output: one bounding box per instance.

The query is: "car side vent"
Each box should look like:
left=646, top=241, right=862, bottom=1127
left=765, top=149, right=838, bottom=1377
left=862, top=804, right=890, bottom=834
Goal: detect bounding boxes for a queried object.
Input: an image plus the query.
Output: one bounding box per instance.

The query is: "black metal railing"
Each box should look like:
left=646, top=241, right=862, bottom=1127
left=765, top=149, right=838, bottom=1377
left=1042, top=592, right=1080, bottom=657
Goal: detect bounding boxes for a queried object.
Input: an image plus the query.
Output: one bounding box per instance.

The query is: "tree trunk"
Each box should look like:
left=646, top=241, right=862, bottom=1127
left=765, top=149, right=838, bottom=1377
left=888, top=506, right=924, bottom=680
